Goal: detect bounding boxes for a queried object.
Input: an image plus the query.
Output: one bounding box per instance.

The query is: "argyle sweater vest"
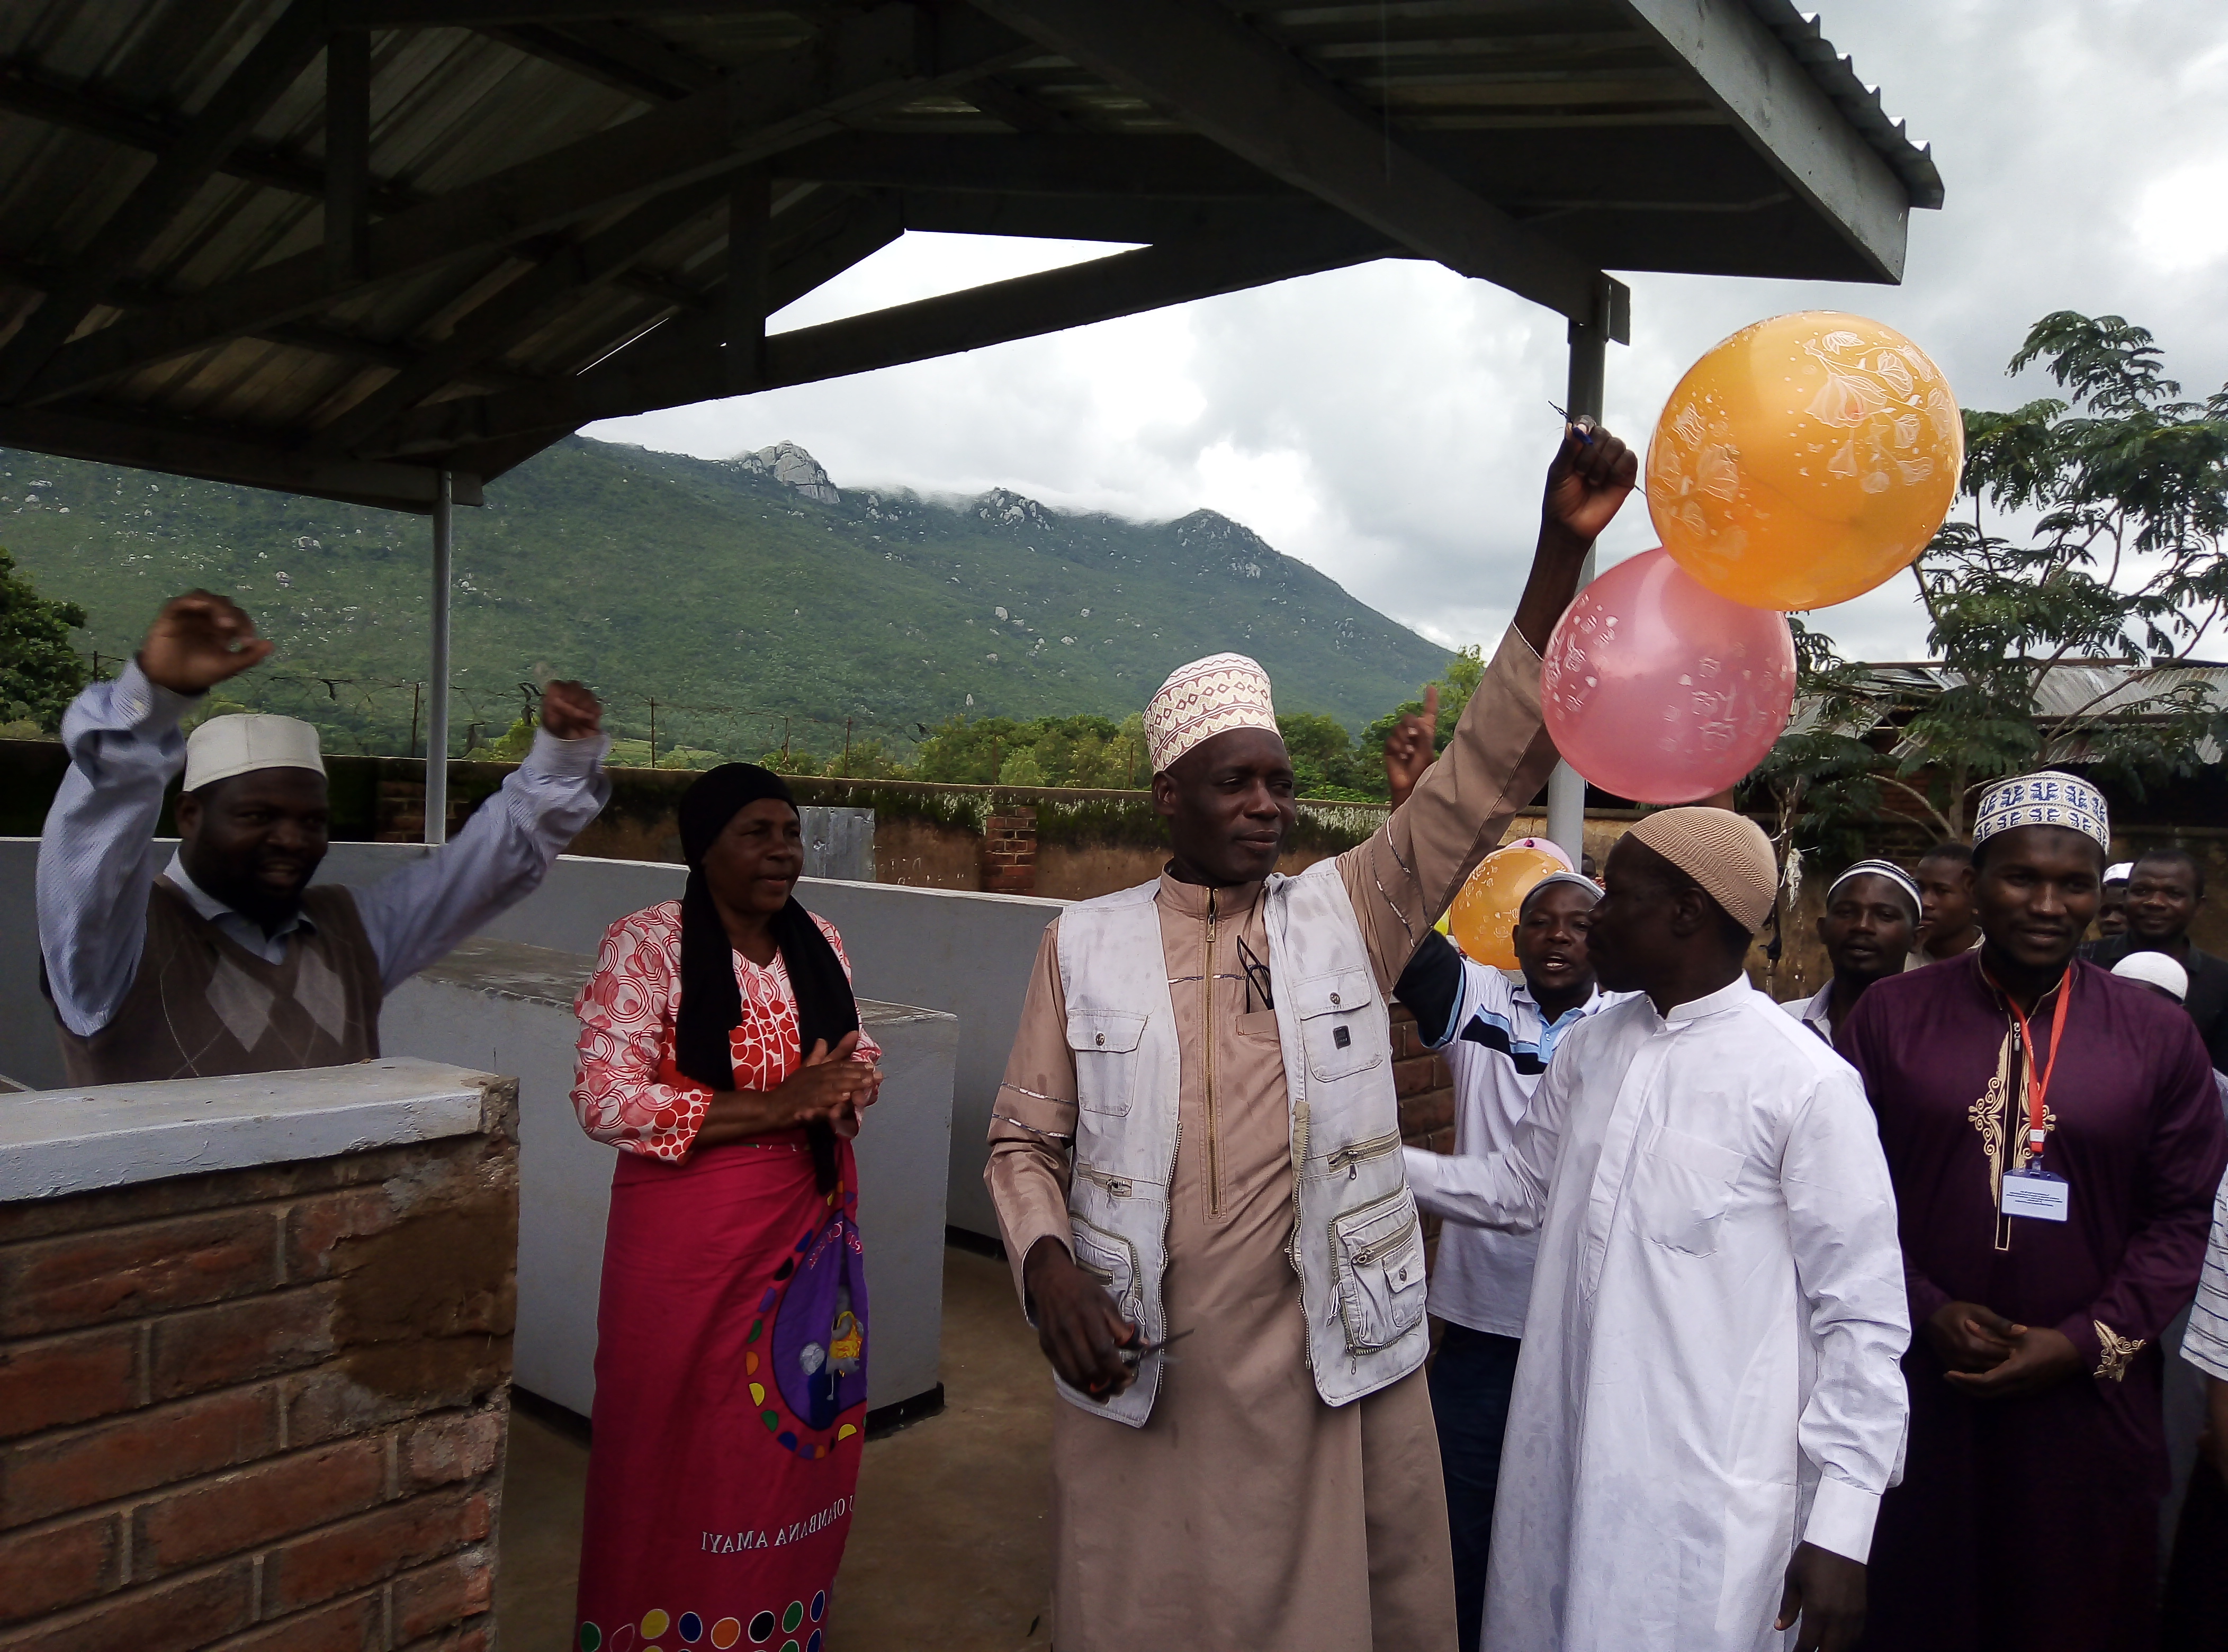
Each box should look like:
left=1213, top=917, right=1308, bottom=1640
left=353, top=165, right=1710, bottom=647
left=56, top=878, right=384, bottom=1085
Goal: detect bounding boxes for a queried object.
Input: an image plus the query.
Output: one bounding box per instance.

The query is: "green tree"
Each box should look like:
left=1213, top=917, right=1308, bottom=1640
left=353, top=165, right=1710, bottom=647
left=0, top=549, right=89, bottom=734
left=1759, top=312, right=2228, bottom=846
left=911, top=715, right=1021, bottom=784
left=1274, top=711, right=1379, bottom=800
left=1342, top=643, right=1484, bottom=801
left=823, top=736, right=903, bottom=779
left=462, top=715, right=538, bottom=762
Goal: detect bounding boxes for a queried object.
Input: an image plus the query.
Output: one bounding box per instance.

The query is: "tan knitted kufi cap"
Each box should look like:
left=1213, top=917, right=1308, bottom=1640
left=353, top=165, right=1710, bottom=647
left=1624, top=806, right=1777, bottom=933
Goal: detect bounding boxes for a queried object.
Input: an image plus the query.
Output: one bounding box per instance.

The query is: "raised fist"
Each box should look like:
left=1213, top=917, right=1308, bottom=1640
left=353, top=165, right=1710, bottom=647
left=139, top=591, right=273, bottom=694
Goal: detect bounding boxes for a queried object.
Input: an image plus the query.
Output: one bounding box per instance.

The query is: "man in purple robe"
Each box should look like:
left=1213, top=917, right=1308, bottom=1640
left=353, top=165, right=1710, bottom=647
left=1839, top=770, right=2228, bottom=1652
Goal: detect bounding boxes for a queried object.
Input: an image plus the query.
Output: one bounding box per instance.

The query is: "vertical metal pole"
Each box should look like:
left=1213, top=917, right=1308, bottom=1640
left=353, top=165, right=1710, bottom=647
left=1546, top=311, right=1609, bottom=869
left=425, top=471, right=452, bottom=845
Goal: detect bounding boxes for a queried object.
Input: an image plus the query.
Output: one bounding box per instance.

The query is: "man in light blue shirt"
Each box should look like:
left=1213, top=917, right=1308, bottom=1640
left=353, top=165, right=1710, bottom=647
left=38, top=588, right=610, bottom=1081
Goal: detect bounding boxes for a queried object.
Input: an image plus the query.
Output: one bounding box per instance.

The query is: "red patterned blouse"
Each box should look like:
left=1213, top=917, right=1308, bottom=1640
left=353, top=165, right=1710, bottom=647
left=570, top=900, right=881, bottom=1162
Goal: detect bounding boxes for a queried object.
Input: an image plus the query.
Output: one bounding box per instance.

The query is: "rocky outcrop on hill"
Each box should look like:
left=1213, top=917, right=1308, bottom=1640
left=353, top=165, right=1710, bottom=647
left=733, top=440, right=839, bottom=503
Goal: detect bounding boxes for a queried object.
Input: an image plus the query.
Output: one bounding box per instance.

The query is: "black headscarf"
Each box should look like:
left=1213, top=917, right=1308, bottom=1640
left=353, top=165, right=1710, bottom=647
left=673, top=764, right=859, bottom=1191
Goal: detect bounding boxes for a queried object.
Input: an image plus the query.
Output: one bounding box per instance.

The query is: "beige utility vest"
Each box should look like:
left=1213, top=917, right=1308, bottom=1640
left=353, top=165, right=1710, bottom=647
left=56, top=878, right=383, bottom=1085
left=1055, top=858, right=1429, bottom=1425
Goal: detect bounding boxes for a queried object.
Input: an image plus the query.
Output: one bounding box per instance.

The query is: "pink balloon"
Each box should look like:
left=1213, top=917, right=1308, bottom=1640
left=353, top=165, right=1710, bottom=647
left=1541, top=547, right=1796, bottom=805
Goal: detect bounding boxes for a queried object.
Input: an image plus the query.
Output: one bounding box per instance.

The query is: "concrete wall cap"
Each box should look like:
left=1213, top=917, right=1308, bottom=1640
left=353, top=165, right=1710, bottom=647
left=0, top=1057, right=499, bottom=1202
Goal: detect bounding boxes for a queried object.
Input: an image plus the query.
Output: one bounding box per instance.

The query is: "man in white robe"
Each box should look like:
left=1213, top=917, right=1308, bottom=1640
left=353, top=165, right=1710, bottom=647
left=1405, top=806, right=1910, bottom=1652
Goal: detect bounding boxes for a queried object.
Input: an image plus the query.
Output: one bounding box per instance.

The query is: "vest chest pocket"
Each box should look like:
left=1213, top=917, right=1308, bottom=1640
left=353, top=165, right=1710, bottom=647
left=1068, top=1215, right=1145, bottom=1328
left=1331, top=1188, right=1427, bottom=1352
left=1295, top=967, right=1382, bottom=1082
left=1067, top=1010, right=1147, bottom=1117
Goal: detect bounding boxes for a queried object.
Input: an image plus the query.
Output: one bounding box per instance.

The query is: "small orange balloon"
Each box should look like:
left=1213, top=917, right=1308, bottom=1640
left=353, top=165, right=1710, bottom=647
left=1646, top=312, right=1963, bottom=612
left=1449, top=843, right=1569, bottom=969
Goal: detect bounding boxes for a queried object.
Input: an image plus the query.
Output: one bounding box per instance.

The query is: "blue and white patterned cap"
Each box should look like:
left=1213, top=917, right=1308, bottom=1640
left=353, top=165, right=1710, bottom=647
left=1971, top=769, right=2110, bottom=853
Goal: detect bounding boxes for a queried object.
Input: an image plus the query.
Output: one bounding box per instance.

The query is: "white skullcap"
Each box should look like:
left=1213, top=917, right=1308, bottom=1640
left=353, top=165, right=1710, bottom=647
left=183, top=713, right=326, bottom=791
left=1522, top=870, right=1602, bottom=909
left=1828, top=858, right=1922, bottom=923
left=1624, top=806, right=1778, bottom=932
left=2113, top=950, right=2188, bottom=1003
left=1145, top=652, right=1277, bottom=773
left=2105, top=861, right=2134, bottom=884
left=1971, top=769, right=2109, bottom=854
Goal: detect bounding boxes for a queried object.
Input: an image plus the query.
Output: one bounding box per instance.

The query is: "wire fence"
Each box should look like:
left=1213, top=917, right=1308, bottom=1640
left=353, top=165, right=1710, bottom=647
left=78, top=651, right=926, bottom=771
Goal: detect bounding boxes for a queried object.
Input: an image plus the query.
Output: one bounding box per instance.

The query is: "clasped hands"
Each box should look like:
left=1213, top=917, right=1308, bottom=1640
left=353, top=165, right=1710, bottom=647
left=1926, top=1299, right=2084, bottom=1399
left=697, top=1031, right=881, bottom=1147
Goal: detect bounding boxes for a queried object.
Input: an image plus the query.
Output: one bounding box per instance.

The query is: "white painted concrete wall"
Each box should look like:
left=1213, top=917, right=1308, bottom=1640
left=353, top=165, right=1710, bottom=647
left=382, top=936, right=955, bottom=1420
left=0, top=838, right=1062, bottom=1238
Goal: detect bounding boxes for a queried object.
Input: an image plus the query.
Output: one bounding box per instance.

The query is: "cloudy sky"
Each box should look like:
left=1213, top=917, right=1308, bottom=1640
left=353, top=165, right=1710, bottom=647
left=594, top=0, right=2228, bottom=669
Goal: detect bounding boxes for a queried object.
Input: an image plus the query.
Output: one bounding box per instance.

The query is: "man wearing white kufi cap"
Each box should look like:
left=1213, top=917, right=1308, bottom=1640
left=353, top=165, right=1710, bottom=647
left=984, top=423, right=1639, bottom=1649
left=37, top=589, right=610, bottom=1082
left=1406, top=807, right=1912, bottom=1652
left=1838, top=771, right=2228, bottom=1651
left=1782, top=858, right=1922, bottom=1045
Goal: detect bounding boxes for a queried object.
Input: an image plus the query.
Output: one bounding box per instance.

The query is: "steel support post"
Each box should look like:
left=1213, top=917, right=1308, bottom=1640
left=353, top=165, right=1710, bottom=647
left=425, top=470, right=452, bottom=846
left=1544, top=312, right=1609, bottom=868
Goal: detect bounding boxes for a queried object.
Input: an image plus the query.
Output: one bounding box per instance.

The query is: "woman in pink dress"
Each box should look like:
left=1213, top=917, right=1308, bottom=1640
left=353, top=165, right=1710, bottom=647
left=570, top=765, right=882, bottom=1652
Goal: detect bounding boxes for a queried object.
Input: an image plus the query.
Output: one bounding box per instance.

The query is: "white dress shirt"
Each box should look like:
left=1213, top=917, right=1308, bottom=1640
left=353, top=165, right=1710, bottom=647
left=2185, top=1176, right=2228, bottom=1383
left=1782, top=983, right=1835, bottom=1044
left=37, top=659, right=611, bottom=1036
left=1405, top=975, right=1911, bottom=1652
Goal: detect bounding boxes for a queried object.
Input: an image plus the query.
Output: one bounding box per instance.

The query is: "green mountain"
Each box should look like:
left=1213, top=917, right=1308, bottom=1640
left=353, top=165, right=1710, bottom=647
left=0, top=435, right=1451, bottom=761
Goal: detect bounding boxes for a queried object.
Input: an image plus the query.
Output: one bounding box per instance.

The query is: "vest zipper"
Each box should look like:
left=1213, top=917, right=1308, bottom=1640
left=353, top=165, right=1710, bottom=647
left=1076, top=1164, right=1135, bottom=1199
left=1352, top=1213, right=1420, bottom=1265
left=1327, top=1129, right=1402, bottom=1180
left=1205, top=887, right=1222, bottom=1217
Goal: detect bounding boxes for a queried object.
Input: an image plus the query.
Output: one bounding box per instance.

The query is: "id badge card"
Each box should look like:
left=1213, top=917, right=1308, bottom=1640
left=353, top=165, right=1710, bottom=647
left=2001, top=1165, right=2070, bottom=1223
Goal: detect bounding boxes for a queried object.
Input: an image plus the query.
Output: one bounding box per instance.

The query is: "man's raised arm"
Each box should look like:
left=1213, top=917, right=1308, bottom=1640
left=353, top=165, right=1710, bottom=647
left=348, top=679, right=611, bottom=991
left=1342, top=422, right=1636, bottom=988
left=37, top=592, right=273, bottom=1035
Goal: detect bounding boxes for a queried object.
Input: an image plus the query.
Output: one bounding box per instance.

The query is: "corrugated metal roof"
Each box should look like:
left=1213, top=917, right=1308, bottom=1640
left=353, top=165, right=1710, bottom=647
left=1795, top=659, right=2228, bottom=763
left=1744, top=2, right=1942, bottom=209
left=0, top=0, right=1942, bottom=513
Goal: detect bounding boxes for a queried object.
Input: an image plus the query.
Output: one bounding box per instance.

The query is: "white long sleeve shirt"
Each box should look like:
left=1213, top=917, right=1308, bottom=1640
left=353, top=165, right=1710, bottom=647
left=1405, top=975, right=1910, bottom=1652
left=37, top=659, right=610, bottom=1036
left=1394, top=927, right=1627, bottom=1336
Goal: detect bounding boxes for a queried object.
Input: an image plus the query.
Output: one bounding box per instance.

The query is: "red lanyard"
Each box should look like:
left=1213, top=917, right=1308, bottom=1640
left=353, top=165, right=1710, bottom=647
left=1983, top=966, right=2073, bottom=1162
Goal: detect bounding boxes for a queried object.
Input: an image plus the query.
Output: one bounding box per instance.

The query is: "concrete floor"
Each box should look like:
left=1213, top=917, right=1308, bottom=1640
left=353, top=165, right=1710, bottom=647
left=495, top=1245, right=1055, bottom=1651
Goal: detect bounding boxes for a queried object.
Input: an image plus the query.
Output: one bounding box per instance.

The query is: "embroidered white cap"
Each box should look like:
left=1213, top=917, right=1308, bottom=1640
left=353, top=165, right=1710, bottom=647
left=1971, top=769, right=2109, bottom=854
left=1144, top=652, right=1277, bottom=774
left=2113, top=950, right=2188, bottom=1003
left=183, top=713, right=326, bottom=792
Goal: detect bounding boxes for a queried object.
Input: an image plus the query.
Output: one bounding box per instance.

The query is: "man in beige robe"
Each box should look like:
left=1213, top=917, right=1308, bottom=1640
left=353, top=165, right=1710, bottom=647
left=985, top=423, right=1639, bottom=1650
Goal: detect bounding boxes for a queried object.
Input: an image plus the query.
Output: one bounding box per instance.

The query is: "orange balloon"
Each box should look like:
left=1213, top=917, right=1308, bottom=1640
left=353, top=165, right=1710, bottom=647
left=1646, top=312, right=1963, bottom=612
left=1448, top=845, right=1569, bottom=970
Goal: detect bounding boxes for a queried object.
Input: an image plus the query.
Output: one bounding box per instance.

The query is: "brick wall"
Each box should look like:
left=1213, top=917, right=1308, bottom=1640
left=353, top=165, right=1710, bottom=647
left=1390, top=1005, right=1456, bottom=1154
left=0, top=1085, right=520, bottom=1652
left=981, top=808, right=1038, bottom=896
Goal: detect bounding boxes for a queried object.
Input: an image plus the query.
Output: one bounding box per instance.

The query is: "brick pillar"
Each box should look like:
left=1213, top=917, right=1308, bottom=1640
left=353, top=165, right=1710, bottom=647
left=0, top=1085, right=518, bottom=1650
left=981, top=806, right=1038, bottom=896
left=376, top=781, right=474, bottom=843
left=1390, top=1005, right=1456, bottom=1152
left=1390, top=1004, right=1458, bottom=1268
